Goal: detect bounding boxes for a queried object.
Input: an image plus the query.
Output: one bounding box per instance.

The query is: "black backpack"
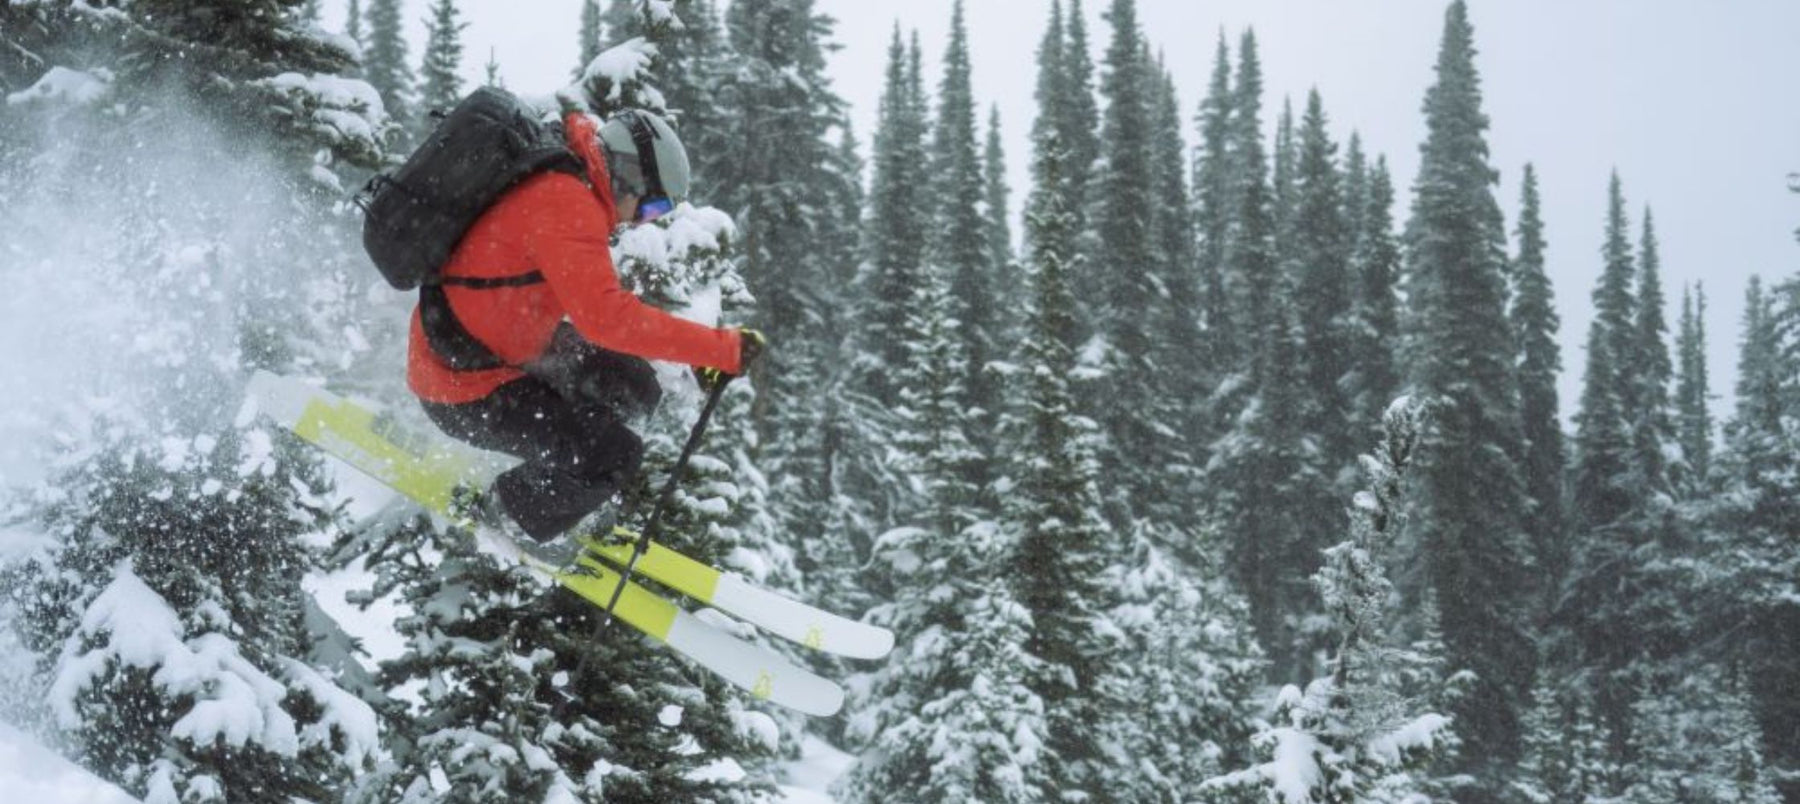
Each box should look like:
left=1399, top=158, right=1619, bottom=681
left=358, top=87, right=581, bottom=370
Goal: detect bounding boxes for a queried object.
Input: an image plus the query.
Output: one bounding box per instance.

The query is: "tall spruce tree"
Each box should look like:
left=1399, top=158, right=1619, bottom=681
left=1006, top=123, right=1117, bottom=800
left=838, top=215, right=1044, bottom=803
left=1192, top=32, right=1236, bottom=373
left=1147, top=57, right=1208, bottom=526
left=982, top=106, right=1017, bottom=342
left=346, top=0, right=364, bottom=44
left=1289, top=88, right=1356, bottom=479
left=927, top=0, right=999, bottom=478
left=1632, top=207, right=1676, bottom=497
left=577, top=0, right=602, bottom=76
left=1206, top=27, right=1315, bottom=679
left=15, top=427, right=378, bottom=803
left=1061, top=0, right=1100, bottom=210
left=1344, top=156, right=1403, bottom=450
left=1090, top=0, right=1165, bottom=523
left=1509, top=164, right=1567, bottom=598
left=1674, top=283, right=1713, bottom=489
left=1271, top=97, right=1298, bottom=244
left=1710, top=274, right=1800, bottom=801
left=1573, top=173, right=1638, bottom=531
left=1562, top=173, right=1682, bottom=756
left=1221, top=29, right=1273, bottom=363
left=1343, top=133, right=1370, bottom=259
left=713, top=0, right=854, bottom=511
left=1400, top=2, right=1534, bottom=790
left=860, top=26, right=930, bottom=402
left=362, top=0, right=412, bottom=140
left=416, top=0, right=465, bottom=129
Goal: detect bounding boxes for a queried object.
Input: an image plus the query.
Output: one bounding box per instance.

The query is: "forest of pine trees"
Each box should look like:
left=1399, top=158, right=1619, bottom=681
left=0, top=0, right=1795, bottom=801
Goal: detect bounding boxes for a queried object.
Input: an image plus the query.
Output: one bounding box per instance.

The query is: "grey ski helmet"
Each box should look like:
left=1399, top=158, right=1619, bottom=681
left=598, top=109, right=690, bottom=216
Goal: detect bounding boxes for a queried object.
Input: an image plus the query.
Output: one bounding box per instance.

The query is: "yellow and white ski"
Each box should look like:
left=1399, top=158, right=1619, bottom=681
left=580, top=535, right=894, bottom=660
left=244, top=370, right=847, bottom=716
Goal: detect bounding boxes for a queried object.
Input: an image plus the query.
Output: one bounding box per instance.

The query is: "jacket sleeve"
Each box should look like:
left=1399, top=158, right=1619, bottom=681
left=524, top=175, right=742, bottom=373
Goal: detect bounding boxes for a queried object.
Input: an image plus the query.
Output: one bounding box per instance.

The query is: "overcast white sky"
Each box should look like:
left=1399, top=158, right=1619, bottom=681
left=323, top=0, right=1800, bottom=423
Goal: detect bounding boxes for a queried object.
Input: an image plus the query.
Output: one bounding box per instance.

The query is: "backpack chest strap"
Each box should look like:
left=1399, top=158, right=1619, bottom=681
left=438, top=271, right=545, bottom=289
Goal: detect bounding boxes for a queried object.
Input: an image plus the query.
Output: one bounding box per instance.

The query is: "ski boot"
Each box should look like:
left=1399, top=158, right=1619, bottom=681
left=447, top=485, right=583, bottom=570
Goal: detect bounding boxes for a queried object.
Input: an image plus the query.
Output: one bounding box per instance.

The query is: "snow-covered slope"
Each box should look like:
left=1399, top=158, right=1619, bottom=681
left=0, top=723, right=139, bottom=804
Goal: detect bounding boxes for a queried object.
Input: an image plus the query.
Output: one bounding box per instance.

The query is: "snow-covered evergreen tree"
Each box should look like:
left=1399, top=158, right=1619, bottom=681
left=1060, top=0, right=1101, bottom=221
left=1561, top=173, right=1694, bottom=759
left=1398, top=3, right=1534, bottom=792
left=1220, top=30, right=1274, bottom=360
left=362, top=0, right=414, bottom=145
left=1512, top=677, right=1616, bottom=804
left=862, top=25, right=932, bottom=400
left=1206, top=399, right=1460, bottom=803
left=578, top=0, right=604, bottom=78
left=416, top=0, right=467, bottom=127
left=838, top=254, right=1043, bottom=804
left=1203, top=26, right=1331, bottom=683
left=346, top=0, right=365, bottom=45
left=1509, top=164, right=1567, bottom=599
left=1100, top=527, right=1263, bottom=801
left=1146, top=58, right=1208, bottom=523
left=981, top=106, right=1021, bottom=350
left=1573, top=173, right=1640, bottom=533
left=1007, top=124, right=1118, bottom=800
left=1620, top=667, right=1783, bottom=804
left=1192, top=32, right=1237, bottom=374
left=1632, top=207, right=1676, bottom=499
left=1344, top=156, right=1403, bottom=454
left=1090, top=0, right=1172, bottom=525
left=835, top=512, right=1044, bottom=803
left=10, top=410, right=376, bottom=802
left=1707, top=274, right=1800, bottom=801
left=0, top=0, right=385, bottom=189
left=714, top=0, right=847, bottom=362
left=927, top=0, right=998, bottom=457
left=1289, top=89, right=1355, bottom=480
left=1674, top=282, right=1713, bottom=492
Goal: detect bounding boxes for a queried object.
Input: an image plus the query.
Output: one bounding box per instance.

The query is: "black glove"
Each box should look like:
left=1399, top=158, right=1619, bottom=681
left=736, top=328, right=766, bottom=374
left=694, top=329, right=766, bottom=391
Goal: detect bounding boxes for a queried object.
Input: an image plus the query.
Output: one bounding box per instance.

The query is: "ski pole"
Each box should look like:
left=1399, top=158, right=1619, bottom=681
left=598, top=372, right=734, bottom=621
left=554, top=374, right=734, bottom=715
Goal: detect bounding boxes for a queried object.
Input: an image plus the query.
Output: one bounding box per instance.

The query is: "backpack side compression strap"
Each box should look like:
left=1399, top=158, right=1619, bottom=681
left=418, top=272, right=546, bottom=372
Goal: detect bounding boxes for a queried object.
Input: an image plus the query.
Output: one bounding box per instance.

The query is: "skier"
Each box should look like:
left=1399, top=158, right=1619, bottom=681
left=406, top=107, right=762, bottom=550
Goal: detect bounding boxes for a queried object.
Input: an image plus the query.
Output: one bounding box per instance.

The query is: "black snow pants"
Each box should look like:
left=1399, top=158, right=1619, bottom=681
left=422, top=324, right=661, bottom=541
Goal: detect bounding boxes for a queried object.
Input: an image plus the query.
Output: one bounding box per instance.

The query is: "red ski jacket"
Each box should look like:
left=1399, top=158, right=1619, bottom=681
left=408, top=113, right=742, bottom=405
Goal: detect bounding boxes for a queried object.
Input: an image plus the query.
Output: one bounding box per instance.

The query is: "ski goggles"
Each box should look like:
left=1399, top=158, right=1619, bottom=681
left=636, top=195, right=674, bottom=224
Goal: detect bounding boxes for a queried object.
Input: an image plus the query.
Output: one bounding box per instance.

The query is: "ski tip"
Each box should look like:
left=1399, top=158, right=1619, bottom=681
left=863, top=629, right=896, bottom=661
